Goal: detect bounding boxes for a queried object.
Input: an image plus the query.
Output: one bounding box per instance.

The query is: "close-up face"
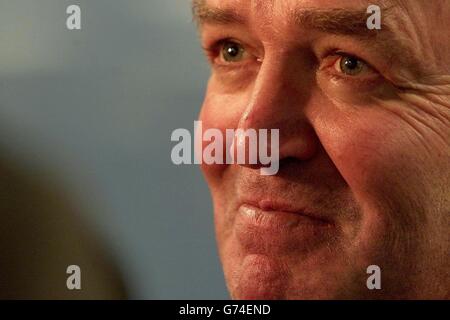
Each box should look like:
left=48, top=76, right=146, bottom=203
left=195, top=0, right=450, bottom=299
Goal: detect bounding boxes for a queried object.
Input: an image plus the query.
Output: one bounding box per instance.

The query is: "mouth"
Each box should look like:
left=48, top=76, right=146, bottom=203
left=241, top=198, right=332, bottom=224
left=234, top=198, right=335, bottom=254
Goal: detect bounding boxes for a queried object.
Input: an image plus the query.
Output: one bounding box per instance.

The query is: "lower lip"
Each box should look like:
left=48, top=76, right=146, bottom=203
left=234, top=204, right=334, bottom=254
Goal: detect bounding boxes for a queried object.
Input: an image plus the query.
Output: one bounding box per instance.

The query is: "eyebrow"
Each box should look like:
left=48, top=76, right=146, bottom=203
left=192, top=0, right=246, bottom=25
left=192, top=0, right=394, bottom=37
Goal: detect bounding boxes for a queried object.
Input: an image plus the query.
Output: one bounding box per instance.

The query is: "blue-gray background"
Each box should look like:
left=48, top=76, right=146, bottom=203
left=0, top=0, right=228, bottom=299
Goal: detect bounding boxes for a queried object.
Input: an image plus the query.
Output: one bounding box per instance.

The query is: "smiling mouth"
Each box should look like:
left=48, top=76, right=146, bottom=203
left=234, top=199, right=335, bottom=254
left=240, top=198, right=332, bottom=224
left=238, top=202, right=331, bottom=227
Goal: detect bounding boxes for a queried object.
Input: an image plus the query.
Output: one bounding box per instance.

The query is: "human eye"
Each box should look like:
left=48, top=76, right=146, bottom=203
left=219, top=40, right=246, bottom=63
left=203, top=39, right=254, bottom=67
left=321, top=51, right=381, bottom=84
left=335, top=54, right=371, bottom=76
left=314, top=44, right=398, bottom=103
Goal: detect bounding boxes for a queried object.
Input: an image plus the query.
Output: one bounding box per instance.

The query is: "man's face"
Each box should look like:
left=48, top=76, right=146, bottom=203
left=195, top=0, right=450, bottom=299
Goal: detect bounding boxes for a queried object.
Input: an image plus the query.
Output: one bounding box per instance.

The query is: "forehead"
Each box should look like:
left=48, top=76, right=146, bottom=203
left=200, top=0, right=380, bottom=7
left=194, top=0, right=405, bottom=48
left=197, top=0, right=390, bottom=17
left=194, top=0, right=400, bottom=38
left=193, top=0, right=438, bottom=33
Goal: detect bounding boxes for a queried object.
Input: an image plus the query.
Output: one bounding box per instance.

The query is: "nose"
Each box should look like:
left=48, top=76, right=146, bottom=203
left=233, top=51, right=320, bottom=170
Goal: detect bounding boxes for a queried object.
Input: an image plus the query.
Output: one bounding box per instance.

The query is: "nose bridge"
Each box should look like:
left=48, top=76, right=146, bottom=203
left=235, top=50, right=319, bottom=163
left=238, top=50, right=310, bottom=131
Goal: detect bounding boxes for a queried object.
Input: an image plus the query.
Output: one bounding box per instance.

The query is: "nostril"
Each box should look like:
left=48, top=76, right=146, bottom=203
left=277, top=128, right=319, bottom=161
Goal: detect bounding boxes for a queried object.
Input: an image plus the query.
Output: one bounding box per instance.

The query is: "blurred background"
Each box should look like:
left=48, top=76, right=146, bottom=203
left=0, top=0, right=227, bottom=299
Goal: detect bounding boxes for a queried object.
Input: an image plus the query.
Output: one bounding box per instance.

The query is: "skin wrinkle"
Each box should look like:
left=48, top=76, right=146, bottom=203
left=385, top=8, right=427, bottom=68
left=383, top=80, right=450, bottom=149
left=291, top=6, right=394, bottom=36
left=389, top=0, right=450, bottom=73
left=380, top=99, right=450, bottom=151
left=196, top=0, right=450, bottom=299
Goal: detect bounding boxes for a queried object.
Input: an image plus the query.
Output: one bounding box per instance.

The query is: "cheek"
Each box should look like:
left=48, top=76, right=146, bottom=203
left=198, top=85, right=244, bottom=220
left=315, top=107, right=427, bottom=198
left=199, top=81, right=247, bottom=128
left=198, top=87, right=249, bottom=259
left=313, top=107, right=434, bottom=251
left=320, top=118, right=392, bottom=191
left=198, top=84, right=247, bottom=181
